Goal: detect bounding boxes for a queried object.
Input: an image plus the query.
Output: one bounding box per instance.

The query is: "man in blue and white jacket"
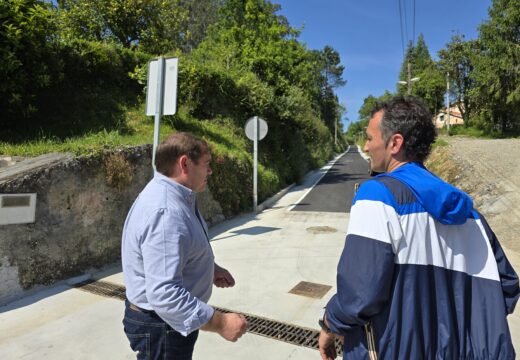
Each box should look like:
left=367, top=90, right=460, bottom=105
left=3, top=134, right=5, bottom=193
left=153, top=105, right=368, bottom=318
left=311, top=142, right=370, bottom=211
left=319, top=96, right=519, bottom=360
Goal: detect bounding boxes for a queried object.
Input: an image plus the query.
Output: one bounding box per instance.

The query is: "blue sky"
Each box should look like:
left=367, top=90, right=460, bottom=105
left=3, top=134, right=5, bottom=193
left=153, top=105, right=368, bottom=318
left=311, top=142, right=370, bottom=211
left=275, top=0, right=491, bottom=128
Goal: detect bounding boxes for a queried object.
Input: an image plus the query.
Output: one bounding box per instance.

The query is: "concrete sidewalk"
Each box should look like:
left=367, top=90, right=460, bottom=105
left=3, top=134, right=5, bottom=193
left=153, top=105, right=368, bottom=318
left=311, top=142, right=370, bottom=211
left=1, top=152, right=519, bottom=359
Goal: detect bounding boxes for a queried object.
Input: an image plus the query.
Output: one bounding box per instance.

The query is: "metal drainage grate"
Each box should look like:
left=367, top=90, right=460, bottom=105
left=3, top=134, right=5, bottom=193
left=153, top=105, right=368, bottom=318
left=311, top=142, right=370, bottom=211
left=75, top=279, right=126, bottom=300
left=75, top=280, right=343, bottom=356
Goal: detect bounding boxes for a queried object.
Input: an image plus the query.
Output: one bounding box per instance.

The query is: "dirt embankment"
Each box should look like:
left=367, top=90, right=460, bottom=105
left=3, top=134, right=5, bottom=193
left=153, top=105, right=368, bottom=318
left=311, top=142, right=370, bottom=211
left=427, top=136, right=520, bottom=260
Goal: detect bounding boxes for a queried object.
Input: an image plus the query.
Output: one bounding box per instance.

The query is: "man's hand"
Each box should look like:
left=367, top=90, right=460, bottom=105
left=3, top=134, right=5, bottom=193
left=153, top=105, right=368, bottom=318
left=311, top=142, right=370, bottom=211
left=202, top=310, right=248, bottom=342
left=214, top=263, right=235, bottom=288
left=319, top=330, right=337, bottom=360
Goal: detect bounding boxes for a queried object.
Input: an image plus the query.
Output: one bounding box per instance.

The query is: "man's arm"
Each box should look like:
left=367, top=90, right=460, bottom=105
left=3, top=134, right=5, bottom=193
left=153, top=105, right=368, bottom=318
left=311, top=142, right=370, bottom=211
left=325, top=180, right=399, bottom=335
left=318, top=314, right=338, bottom=360
left=479, top=212, right=520, bottom=314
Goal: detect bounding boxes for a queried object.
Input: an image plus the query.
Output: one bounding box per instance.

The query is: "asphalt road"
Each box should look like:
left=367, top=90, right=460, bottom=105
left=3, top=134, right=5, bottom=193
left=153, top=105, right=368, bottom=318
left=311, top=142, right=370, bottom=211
left=291, top=147, right=371, bottom=213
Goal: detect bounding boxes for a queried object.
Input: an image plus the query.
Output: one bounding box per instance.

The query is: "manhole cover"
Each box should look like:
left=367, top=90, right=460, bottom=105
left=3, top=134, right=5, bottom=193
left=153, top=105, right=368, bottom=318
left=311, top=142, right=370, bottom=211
left=288, top=281, right=332, bottom=299
left=306, top=226, right=337, bottom=234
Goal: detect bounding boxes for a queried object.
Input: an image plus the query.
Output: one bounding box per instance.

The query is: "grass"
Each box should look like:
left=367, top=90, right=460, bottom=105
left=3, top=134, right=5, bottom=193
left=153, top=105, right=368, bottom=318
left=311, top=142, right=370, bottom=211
left=0, top=107, right=173, bottom=157
left=438, top=126, right=487, bottom=138
left=0, top=106, right=255, bottom=160
left=432, top=137, right=449, bottom=148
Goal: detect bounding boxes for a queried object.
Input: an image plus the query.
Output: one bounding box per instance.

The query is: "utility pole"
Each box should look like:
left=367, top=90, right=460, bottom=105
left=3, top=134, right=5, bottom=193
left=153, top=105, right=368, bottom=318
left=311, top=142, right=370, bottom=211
left=398, top=42, right=420, bottom=95
left=446, top=72, right=451, bottom=132
left=407, top=61, right=412, bottom=95
left=334, top=117, right=337, bottom=146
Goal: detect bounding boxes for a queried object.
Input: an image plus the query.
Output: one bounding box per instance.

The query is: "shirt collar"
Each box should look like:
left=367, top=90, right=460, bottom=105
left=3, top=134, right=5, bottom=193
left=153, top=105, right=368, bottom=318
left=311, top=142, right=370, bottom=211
left=153, top=171, right=197, bottom=206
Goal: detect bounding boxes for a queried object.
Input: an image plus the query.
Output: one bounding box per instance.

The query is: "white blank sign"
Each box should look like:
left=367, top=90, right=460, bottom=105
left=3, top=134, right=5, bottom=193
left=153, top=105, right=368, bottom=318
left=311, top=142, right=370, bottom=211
left=0, top=193, right=37, bottom=225
left=145, top=57, right=178, bottom=116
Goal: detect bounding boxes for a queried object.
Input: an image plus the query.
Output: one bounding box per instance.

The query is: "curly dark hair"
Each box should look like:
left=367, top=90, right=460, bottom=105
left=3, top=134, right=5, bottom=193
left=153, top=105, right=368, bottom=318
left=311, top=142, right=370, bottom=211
left=371, top=96, right=437, bottom=163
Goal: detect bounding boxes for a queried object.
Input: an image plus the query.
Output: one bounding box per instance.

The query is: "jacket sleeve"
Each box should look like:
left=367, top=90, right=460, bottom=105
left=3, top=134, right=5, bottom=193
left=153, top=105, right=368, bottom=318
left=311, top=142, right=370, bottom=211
left=479, top=212, right=520, bottom=315
left=325, top=180, right=401, bottom=335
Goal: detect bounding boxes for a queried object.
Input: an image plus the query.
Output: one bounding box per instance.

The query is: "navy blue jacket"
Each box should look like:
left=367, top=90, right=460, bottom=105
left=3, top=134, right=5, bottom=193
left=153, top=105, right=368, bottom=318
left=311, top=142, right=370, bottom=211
left=325, top=162, right=519, bottom=359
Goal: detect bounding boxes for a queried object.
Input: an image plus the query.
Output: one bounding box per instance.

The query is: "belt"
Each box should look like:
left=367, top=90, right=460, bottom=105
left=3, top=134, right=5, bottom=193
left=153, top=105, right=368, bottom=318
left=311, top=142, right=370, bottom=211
left=129, top=302, right=155, bottom=314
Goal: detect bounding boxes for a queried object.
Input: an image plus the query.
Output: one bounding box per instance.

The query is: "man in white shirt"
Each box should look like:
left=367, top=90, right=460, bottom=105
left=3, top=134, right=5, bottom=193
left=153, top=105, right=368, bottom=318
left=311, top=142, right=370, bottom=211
left=122, top=132, right=247, bottom=360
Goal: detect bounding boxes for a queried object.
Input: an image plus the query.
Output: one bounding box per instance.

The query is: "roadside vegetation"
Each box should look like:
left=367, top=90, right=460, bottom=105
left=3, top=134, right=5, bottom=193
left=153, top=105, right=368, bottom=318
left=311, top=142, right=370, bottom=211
left=1, top=0, right=348, bottom=214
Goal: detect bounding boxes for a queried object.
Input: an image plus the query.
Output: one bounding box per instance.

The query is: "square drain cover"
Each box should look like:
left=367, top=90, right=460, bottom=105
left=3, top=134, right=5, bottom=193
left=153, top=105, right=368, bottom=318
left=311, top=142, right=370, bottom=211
left=289, top=281, right=332, bottom=299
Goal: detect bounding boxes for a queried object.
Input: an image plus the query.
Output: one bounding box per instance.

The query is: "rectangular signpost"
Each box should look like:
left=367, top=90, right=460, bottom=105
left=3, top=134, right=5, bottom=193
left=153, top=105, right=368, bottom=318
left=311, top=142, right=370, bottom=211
left=146, top=57, right=178, bottom=171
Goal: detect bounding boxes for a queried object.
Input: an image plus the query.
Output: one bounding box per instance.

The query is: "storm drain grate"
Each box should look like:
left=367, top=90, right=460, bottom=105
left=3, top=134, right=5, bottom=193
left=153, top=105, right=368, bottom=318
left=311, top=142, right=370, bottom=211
left=75, top=279, right=126, bottom=300
left=75, top=280, right=343, bottom=356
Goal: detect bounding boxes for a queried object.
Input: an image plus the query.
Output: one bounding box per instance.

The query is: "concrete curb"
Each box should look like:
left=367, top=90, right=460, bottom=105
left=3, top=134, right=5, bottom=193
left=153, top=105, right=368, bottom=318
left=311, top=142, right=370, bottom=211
left=256, top=183, right=296, bottom=213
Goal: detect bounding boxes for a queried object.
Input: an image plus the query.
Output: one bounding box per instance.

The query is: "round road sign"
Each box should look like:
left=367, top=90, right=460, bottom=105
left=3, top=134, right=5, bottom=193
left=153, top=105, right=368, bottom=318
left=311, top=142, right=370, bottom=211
left=245, top=117, right=268, bottom=141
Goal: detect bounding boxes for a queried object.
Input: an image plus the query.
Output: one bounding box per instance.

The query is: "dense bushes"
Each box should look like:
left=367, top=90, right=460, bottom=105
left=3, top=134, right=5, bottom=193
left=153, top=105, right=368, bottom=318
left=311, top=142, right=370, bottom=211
left=1, top=37, right=150, bottom=141
left=173, top=55, right=336, bottom=189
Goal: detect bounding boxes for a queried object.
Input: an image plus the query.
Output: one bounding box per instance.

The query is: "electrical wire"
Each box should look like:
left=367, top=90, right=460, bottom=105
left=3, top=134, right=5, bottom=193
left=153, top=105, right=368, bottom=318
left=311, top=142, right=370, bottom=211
left=398, top=0, right=406, bottom=58
left=413, top=0, right=416, bottom=46
left=398, top=0, right=418, bottom=52
left=402, top=0, right=409, bottom=47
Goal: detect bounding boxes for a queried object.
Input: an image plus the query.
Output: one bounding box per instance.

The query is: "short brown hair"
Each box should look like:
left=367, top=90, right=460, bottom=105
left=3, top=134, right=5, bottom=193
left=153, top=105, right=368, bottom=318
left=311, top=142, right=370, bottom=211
left=154, top=132, right=209, bottom=176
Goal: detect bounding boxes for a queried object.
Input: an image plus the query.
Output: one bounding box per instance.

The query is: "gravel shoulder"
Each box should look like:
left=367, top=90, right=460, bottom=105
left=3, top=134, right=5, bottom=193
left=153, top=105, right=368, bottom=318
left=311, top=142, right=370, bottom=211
left=445, top=136, right=520, bottom=262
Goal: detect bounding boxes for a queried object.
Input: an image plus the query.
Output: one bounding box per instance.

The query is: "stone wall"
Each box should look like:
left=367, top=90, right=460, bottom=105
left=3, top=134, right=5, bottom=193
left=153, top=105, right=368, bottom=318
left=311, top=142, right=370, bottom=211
left=0, top=146, right=224, bottom=304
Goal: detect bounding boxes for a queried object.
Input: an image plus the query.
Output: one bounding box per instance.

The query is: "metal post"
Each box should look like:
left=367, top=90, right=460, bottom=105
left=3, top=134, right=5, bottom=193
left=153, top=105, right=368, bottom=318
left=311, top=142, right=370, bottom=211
left=152, top=57, right=165, bottom=172
left=407, top=61, right=412, bottom=95
left=253, top=116, right=258, bottom=213
left=334, top=117, right=337, bottom=146
left=446, top=72, right=451, bottom=132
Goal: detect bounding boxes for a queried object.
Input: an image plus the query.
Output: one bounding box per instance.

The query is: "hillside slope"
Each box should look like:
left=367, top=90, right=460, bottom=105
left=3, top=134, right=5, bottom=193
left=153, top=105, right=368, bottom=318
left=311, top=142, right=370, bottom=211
left=428, top=136, right=520, bottom=267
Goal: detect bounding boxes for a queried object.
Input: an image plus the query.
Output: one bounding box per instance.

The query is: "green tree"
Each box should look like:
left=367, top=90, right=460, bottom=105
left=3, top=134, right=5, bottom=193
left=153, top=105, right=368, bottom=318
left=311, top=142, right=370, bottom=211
left=201, top=0, right=322, bottom=94
left=0, top=0, right=58, bottom=132
left=316, top=46, right=346, bottom=130
left=181, top=0, right=223, bottom=52
left=397, top=34, right=444, bottom=115
left=438, top=35, right=478, bottom=126
left=471, top=0, right=520, bottom=134
left=319, top=45, right=346, bottom=89
left=346, top=118, right=368, bottom=143
left=56, top=0, right=195, bottom=54
left=412, top=64, right=445, bottom=116
left=358, top=90, right=393, bottom=120
left=397, top=34, right=433, bottom=93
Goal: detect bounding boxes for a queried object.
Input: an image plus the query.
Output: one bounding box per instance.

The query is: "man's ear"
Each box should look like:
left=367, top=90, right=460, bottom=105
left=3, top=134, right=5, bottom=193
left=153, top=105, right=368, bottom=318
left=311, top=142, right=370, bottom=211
left=389, top=133, right=405, bottom=155
left=179, top=155, right=189, bottom=174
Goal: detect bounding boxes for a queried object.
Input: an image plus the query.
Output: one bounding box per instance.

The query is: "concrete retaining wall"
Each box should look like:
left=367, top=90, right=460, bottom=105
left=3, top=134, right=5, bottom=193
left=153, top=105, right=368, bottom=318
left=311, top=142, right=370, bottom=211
left=0, top=146, right=224, bottom=304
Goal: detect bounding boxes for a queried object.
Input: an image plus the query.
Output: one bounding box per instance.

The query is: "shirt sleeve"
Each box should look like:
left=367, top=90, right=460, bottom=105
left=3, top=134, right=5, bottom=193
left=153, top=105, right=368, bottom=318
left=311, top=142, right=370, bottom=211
left=325, top=180, right=399, bottom=335
left=478, top=212, right=520, bottom=315
left=141, top=208, right=214, bottom=336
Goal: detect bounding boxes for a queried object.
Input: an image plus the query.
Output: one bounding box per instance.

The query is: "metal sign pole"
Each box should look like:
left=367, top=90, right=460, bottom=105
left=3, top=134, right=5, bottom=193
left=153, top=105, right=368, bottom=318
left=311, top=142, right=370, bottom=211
left=253, top=116, right=258, bottom=213
left=152, top=57, right=165, bottom=172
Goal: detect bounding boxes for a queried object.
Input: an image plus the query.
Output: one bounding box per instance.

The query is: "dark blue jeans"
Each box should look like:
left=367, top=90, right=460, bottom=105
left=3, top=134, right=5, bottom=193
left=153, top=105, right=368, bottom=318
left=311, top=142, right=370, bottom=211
left=123, top=300, right=199, bottom=360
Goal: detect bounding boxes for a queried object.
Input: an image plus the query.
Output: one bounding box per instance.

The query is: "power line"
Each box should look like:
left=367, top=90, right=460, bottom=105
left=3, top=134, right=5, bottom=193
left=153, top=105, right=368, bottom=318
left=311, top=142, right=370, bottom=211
left=398, top=0, right=406, bottom=57
left=413, top=0, right=416, bottom=46
left=402, top=0, right=409, bottom=46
